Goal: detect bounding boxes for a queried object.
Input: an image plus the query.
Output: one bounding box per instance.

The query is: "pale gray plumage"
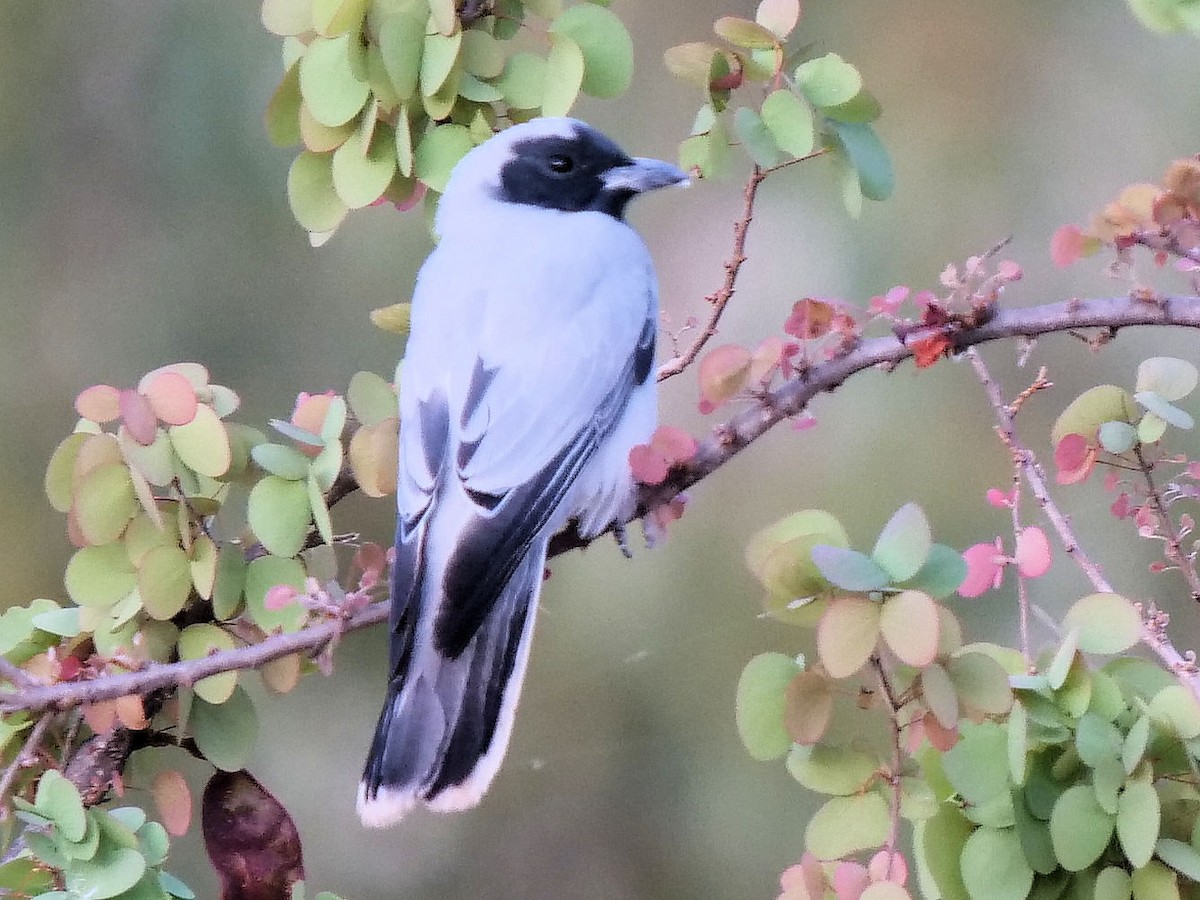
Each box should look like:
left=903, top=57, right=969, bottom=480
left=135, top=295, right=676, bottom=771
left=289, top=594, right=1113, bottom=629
left=357, top=118, right=686, bottom=827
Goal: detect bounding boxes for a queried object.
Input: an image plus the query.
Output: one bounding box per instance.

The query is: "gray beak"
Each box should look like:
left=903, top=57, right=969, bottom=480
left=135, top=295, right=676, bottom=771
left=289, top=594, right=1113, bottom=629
left=602, top=157, right=690, bottom=194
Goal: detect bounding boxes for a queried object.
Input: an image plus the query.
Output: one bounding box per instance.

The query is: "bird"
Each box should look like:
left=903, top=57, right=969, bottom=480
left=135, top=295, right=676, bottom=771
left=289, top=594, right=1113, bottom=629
left=357, top=117, right=687, bottom=827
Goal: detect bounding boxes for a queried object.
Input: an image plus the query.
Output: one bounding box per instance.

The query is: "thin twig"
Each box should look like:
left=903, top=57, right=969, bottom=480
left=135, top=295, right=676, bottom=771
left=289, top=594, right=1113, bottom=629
left=0, top=712, right=54, bottom=816
left=0, top=657, right=36, bottom=691
left=1133, top=444, right=1200, bottom=603
left=965, top=346, right=1200, bottom=701
left=870, top=655, right=903, bottom=872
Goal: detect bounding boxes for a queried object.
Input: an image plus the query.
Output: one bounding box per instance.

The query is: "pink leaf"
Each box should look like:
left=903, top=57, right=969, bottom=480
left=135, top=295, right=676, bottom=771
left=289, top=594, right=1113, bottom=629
left=1054, top=433, right=1096, bottom=484
left=996, top=259, right=1023, bottom=281
left=832, top=861, right=870, bottom=900
left=1050, top=225, right=1084, bottom=267
left=1014, top=527, right=1052, bottom=578
left=985, top=488, right=1012, bottom=509
left=649, top=425, right=698, bottom=465
left=264, top=584, right=300, bottom=611
left=143, top=371, right=199, bottom=426
left=153, top=770, right=193, bottom=837
left=697, top=344, right=752, bottom=412
left=922, top=712, right=959, bottom=751
left=75, top=384, right=121, bottom=423
left=1104, top=470, right=1121, bottom=491
left=959, top=540, right=1004, bottom=597
left=119, top=388, right=159, bottom=445
left=1110, top=493, right=1131, bottom=519
left=628, top=444, right=669, bottom=485
left=868, top=850, right=908, bottom=885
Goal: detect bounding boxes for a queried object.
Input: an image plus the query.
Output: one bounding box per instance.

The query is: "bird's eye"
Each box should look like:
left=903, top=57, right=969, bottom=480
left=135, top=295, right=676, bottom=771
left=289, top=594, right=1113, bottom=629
left=548, top=154, right=574, bottom=173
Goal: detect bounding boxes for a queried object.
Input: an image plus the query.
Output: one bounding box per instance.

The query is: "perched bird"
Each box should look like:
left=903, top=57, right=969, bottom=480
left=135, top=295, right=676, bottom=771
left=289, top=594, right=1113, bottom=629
left=358, top=118, right=687, bottom=827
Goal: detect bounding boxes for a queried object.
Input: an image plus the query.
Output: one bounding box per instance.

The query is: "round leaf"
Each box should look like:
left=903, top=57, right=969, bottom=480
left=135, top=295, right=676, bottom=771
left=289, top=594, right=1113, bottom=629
left=1094, top=867, right=1132, bottom=900
left=735, top=652, right=802, bottom=760
left=348, top=418, right=399, bottom=498
left=143, top=371, right=199, bottom=426
left=65, top=544, right=137, bottom=608
left=786, top=743, right=878, bottom=796
left=817, top=596, right=881, bottom=679
left=332, top=121, right=398, bottom=209
left=755, top=0, right=800, bottom=38
left=947, top=652, right=1013, bottom=716
left=1134, top=390, right=1194, bottom=430
left=872, top=503, right=933, bottom=582
left=190, top=686, right=257, bottom=771
left=831, top=121, right=894, bottom=201
left=35, top=771, right=86, bottom=842
left=1148, top=684, right=1200, bottom=739
left=299, top=34, right=369, bottom=127
left=168, top=405, right=231, bottom=478
left=244, top=555, right=307, bottom=632
left=783, top=669, right=834, bottom=745
left=414, top=123, right=474, bottom=193
left=45, top=433, right=89, bottom=513
left=795, top=52, right=863, bottom=107
left=550, top=4, right=633, bottom=98
left=880, top=590, right=940, bottom=667
left=713, top=15, right=780, bottom=49
left=1136, top=357, right=1198, bottom=401
left=811, top=546, right=890, bottom=591
left=1062, top=593, right=1141, bottom=654
left=760, top=89, right=814, bottom=158
left=419, top=29, right=462, bottom=96
left=542, top=34, right=585, bottom=117
left=152, top=770, right=193, bottom=838
left=1050, top=384, right=1136, bottom=446
left=497, top=52, right=546, bottom=110
left=461, top=29, right=505, bottom=79
left=138, top=545, right=192, bottom=620
left=287, top=150, right=348, bottom=234
left=74, top=463, right=136, bottom=545
left=1117, top=779, right=1159, bottom=868
left=178, top=623, right=238, bottom=704
left=806, top=793, right=890, bottom=859
left=1050, top=784, right=1114, bottom=870
left=1098, top=420, right=1138, bottom=454
left=247, top=475, right=312, bottom=559
left=733, top=106, right=780, bottom=168
left=346, top=371, right=397, bottom=427
left=65, top=847, right=146, bottom=899
left=959, top=827, right=1033, bottom=900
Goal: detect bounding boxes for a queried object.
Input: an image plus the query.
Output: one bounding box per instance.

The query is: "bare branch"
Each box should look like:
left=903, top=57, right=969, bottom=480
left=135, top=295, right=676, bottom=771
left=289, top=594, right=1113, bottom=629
left=5, top=294, right=1200, bottom=716
left=1133, top=444, right=1200, bottom=603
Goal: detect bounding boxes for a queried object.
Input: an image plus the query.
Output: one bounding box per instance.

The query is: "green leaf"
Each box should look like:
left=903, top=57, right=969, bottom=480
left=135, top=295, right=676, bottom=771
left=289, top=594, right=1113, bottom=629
left=823, top=90, right=883, bottom=123
left=190, top=685, right=257, bottom=771
left=795, top=52, right=863, bottom=108
left=461, top=28, right=505, bottom=79
left=347, top=371, right=396, bottom=427
left=1117, top=779, right=1159, bottom=868
left=35, top=771, right=86, bottom=842
left=755, top=0, right=800, bottom=38
left=902, top=543, right=967, bottom=599
left=332, top=120, right=397, bottom=209
left=1046, top=628, right=1079, bottom=691
left=879, top=589, right=939, bottom=667
left=247, top=475, right=312, bottom=559
left=816, top=596, right=880, bottom=678
left=378, top=12, right=424, bottom=100
left=550, top=3, right=633, bottom=98
left=811, top=545, right=890, bottom=591
left=1050, top=784, right=1115, bottom=871
left=733, top=106, right=779, bottom=168
left=1008, top=700, right=1028, bottom=785
left=64, top=847, right=147, bottom=899
left=298, top=34, right=369, bottom=127
left=308, top=472, right=334, bottom=546
left=1123, top=715, right=1150, bottom=774
left=917, top=807, right=973, bottom=900
left=287, top=151, right=348, bottom=234
left=1094, top=867, right=1133, bottom=900
left=419, top=29, right=462, bottom=97
left=921, top=660, right=959, bottom=728
left=251, top=443, right=311, bottom=481
left=212, top=547, right=247, bottom=621
left=872, top=502, right=932, bottom=582
left=138, top=545, right=193, bottom=620
left=1136, top=356, right=1198, bottom=401
left=1131, top=859, right=1179, bottom=899
left=414, top=123, right=474, bottom=192
left=178, top=623, right=238, bottom=704
left=1050, top=384, right=1136, bottom=445
left=1148, top=684, right=1200, bottom=739
left=45, top=432, right=89, bottom=512
left=947, top=651, right=1013, bottom=716
left=31, top=606, right=81, bottom=638
left=168, top=405, right=232, bottom=478
left=735, top=652, right=801, bottom=760
left=1098, top=419, right=1138, bottom=454
left=786, top=743, right=878, bottom=796
left=1074, top=712, right=1122, bottom=767
left=959, top=827, right=1034, bottom=900
left=75, top=463, right=136, bottom=545
left=663, top=42, right=718, bottom=87
left=65, top=544, right=137, bottom=608
left=1070, top=592, right=1142, bottom=657
left=830, top=120, right=894, bottom=201
left=261, top=0, right=312, bottom=35
left=1134, top=390, right=1194, bottom=430
left=542, top=34, right=585, bottom=117
left=1156, top=837, right=1200, bottom=882
left=713, top=16, right=780, bottom=50
left=760, top=88, right=814, bottom=158
left=1138, top=411, right=1169, bottom=443
left=244, top=555, right=307, bottom=632
left=805, top=792, right=890, bottom=859
left=943, top=722, right=1009, bottom=806
left=312, top=0, right=366, bottom=36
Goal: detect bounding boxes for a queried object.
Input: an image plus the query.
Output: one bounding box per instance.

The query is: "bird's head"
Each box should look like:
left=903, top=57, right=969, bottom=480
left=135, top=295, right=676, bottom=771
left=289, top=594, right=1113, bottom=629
left=435, top=118, right=688, bottom=235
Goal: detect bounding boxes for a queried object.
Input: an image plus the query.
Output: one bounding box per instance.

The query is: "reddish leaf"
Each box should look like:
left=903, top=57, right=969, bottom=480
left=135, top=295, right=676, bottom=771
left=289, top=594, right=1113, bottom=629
left=628, top=444, right=669, bottom=485
left=649, top=425, right=698, bottom=464
left=1050, top=224, right=1084, bottom=267
left=75, top=384, right=121, bottom=423
left=959, top=539, right=1004, bottom=598
left=784, top=298, right=836, bottom=340
left=1014, top=526, right=1051, bottom=578
left=698, top=343, right=752, bottom=413
left=1054, top=433, right=1096, bottom=485
left=920, top=712, right=959, bottom=751
left=144, top=371, right=200, bottom=426
left=910, top=332, right=952, bottom=369
left=264, top=584, right=300, bottom=611
left=750, top=335, right=785, bottom=383
left=114, top=694, right=149, bottom=730
left=82, top=701, right=119, bottom=734
left=784, top=669, right=834, bottom=745
left=1111, top=493, right=1131, bottom=518
left=868, top=850, right=909, bottom=885
left=832, top=861, right=870, bottom=900
left=153, top=770, right=193, bottom=837
left=986, top=488, right=1013, bottom=509
left=202, top=769, right=305, bottom=900
left=119, top=389, right=159, bottom=446
left=290, top=392, right=336, bottom=457
left=869, top=285, right=908, bottom=315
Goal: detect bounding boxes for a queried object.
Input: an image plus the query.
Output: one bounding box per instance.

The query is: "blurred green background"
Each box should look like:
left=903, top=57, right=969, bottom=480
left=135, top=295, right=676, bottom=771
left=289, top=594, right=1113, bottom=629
left=3, top=2, right=1200, bottom=897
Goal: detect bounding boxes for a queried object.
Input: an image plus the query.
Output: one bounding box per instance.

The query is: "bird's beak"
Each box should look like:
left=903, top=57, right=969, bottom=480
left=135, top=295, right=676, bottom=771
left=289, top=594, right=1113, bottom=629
left=603, top=157, right=690, bottom=194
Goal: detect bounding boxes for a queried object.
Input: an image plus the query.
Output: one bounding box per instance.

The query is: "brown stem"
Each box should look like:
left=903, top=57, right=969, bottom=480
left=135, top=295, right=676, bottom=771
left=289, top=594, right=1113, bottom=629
left=870, top=655, right=903, bottom=870
left=1133, top=444, right=1200, bottom=603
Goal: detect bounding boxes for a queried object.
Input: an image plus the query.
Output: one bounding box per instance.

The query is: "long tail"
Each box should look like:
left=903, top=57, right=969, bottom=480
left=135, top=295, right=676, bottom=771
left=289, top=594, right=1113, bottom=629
left=357, top=547, right=545, bottom=827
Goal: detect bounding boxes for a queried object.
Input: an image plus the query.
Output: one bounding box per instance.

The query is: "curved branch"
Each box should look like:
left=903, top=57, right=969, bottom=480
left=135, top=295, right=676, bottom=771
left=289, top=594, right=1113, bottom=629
left=5, top=294, right=1200, bottom=715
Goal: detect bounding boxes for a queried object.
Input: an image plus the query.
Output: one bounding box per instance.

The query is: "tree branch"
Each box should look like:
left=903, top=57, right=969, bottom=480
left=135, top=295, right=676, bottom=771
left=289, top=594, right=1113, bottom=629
left=5, top=294, right=1200, bottom=715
